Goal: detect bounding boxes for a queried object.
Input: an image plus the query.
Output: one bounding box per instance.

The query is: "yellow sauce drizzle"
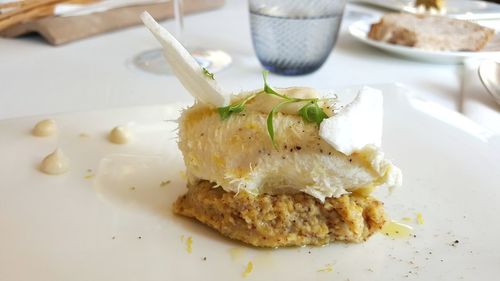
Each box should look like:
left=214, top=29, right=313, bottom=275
left=242, top=261, right=253, bottom=278
left=417, top=212, right=424, bottom=225
left=229, top=247, right=244, bottom=261
left=382, top=221, right=413, bottom=238
left=186, top=236, right=193, bottom=253
left=318, top=264, right=334, bottom=273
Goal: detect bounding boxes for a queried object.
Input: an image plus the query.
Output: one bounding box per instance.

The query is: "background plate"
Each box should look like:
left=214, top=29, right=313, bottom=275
left=349, top=0, right=500, bottom=20
left=0, top=84, right=499, bottom=281
left=349, top=19, right=500, bottom=64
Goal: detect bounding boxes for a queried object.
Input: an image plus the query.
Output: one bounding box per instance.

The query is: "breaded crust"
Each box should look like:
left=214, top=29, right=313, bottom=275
left=173, top=180, right=386, bottom=247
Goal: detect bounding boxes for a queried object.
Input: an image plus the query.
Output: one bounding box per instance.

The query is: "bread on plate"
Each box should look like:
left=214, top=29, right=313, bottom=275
left=368, top=13, right=495, bottom=52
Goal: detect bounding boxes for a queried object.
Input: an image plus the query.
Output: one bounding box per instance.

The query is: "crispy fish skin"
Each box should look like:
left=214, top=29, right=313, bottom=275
left=173, top=180, right=387, bottom=247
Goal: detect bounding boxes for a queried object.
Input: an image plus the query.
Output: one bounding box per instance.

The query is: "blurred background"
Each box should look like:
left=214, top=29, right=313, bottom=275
left=1, top=0, right=499, bottom=134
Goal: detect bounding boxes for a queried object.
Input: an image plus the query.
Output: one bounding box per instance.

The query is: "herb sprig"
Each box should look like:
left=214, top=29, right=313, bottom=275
left=266, top=100, right=294, bottom=148
left=218, top=92, right=259, bottom=120
left=202, top=67, right=215, bottom=80
left=298, top=101, right=329, bottom=126
left=217, top=71, right=332, bottom=148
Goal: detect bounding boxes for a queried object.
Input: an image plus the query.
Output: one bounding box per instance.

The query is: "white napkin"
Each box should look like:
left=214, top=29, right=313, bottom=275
left=460, top=59, right=500, bottom=135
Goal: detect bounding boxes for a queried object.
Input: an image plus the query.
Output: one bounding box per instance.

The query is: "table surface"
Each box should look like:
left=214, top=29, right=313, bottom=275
left=0, top=0, right=489, bottom=120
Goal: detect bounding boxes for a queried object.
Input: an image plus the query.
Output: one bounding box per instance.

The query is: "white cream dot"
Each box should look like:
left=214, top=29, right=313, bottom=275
left=108, top=126, right=132, bottom=144
left=40, top=148, right=69, bottom=175
left=32, top=119, right=57, bottom=137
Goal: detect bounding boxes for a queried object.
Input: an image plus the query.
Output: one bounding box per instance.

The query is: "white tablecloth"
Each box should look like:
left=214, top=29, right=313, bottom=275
left=0, top=0, right=494, bottom=132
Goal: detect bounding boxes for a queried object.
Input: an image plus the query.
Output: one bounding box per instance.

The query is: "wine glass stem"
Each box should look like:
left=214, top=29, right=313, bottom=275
left=173, top=0, right=185, bottom=45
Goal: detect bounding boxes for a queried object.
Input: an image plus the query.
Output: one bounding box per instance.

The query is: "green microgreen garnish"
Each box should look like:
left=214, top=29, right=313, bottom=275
left=217, top=103, right=244, bottom=120
left=217, top=70, right=333, bottom=149
left=218, top=92, right=258, bottom=120
left=262, top=71, right=290, bottom=100
left=267, top=100, right=294, bottom=149
left=202, top=67, right=215, bottom=80
left=298, top=101, right=329, bottom=126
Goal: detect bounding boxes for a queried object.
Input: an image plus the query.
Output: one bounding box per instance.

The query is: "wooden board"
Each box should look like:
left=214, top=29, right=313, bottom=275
left=0, top=0, right=224, bottom=45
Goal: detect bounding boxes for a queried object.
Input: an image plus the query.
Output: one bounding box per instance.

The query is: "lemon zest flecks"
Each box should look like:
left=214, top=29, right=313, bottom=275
left=402, top=217, right=412, bottom=222
left=242, top=261, right=253, bottom=278
left=245, top=122, right=259, bottom=130
left=318, top=264, right=334, bottom=273
left=186, top=236, right=193, bottom=253
left=417, top=212, right=424, bottom=225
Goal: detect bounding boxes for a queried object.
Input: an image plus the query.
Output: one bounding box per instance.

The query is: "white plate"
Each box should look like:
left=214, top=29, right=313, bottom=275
left=1, top=84, right=499, bottom=281
left=349, top=19, right=500, bottom=64
left=349, top=0, right=500, bottom=20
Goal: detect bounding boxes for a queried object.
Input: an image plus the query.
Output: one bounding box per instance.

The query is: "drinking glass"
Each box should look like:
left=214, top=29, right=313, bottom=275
left=134, top=0, right=231, bottom=75
left=249, top=0, right=347, bottom=75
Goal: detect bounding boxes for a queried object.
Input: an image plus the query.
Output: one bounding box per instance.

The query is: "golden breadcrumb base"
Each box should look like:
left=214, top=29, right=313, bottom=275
left=173, top=181, right=386, bottom=247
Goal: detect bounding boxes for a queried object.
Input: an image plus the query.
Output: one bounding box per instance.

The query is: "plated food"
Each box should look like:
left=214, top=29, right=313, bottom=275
left=2, top=86, right=500, bottom=279
left=368, top=13, right=494, bottom=52
left=141, top=12, right=402, bottom=247
left=174, top=85, right=402, bottom=247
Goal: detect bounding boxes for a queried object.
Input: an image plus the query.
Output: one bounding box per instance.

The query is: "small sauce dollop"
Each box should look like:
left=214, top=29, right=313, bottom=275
left=108, top=126, right=132, bottom=144
left=32, top=119, right=57, bottom=137
left=39, top=148, right=69, bottom=175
